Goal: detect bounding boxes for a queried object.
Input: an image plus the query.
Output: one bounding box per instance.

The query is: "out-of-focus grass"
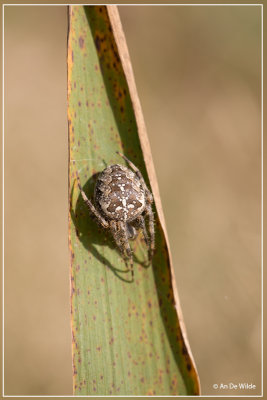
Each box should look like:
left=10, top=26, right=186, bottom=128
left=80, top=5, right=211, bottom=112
left=119, top=5, right=261, bottom=396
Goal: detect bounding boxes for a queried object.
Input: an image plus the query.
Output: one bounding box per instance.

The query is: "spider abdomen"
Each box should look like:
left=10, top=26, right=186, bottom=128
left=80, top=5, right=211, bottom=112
left=95, top=164, right=146, bottom=222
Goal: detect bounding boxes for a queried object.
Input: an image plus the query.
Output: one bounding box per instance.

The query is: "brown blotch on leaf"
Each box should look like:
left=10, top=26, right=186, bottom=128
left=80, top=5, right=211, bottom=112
left=171, top=375, right=178, bottom=387
left=79, top=36, right=84, bottom=48
left=176, top=333, right=181, bottom=342
left=95, top=35, right=101, bottom=51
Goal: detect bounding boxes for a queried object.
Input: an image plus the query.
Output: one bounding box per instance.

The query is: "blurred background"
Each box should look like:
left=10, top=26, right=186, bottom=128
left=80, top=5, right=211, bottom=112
left=4, top=5, right=261, bottom=396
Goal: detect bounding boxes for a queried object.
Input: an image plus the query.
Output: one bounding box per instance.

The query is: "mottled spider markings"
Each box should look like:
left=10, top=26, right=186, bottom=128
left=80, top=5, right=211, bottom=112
left=78, top=153, right=155, bottom=279
left=97, top=164, right=146, bottom=222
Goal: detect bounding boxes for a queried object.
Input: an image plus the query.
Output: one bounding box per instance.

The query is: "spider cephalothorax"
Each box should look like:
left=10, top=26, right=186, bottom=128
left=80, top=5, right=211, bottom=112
left=78, top=153, right=155, bottom=277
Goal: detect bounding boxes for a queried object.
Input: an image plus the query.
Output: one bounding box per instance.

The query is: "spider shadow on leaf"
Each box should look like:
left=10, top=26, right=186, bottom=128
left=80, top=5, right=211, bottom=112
left=70, top=173, right=148, bottom=283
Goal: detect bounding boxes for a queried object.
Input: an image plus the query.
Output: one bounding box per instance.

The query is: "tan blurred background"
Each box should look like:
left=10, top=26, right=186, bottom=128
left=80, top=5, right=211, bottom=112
left=4, top=5, right=261, bottom=396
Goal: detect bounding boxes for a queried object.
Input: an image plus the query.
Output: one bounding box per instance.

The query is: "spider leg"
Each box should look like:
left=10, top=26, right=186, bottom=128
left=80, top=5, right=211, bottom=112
left=117, top=152, right=154, bottom=261
left=110, top=220, right=134, bottom=278
left=118, top=221, right=134, bottom=278
left=78, top=183, right=108, bottom=229
left=117, top=152, right=153, bottom=202
left=110, top=220, right=126, bottom=256
left=146, top=204, right=155, bottom=261
left=136, top=215, right=149, bottom=246
left=118, top=151, right=145, bottom=181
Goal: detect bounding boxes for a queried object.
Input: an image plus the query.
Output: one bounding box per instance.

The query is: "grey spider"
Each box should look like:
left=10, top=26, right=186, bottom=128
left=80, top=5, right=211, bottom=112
left=78, top=152, right=155, bottom=277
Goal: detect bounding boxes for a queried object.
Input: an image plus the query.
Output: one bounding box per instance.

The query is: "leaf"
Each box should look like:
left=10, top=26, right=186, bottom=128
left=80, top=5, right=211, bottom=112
left=68, top=5, right=200, bottom=395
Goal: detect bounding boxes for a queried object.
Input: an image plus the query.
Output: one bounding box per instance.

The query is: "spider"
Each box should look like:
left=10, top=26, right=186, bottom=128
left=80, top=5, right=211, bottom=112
left=77, top=152, right=155, bottom=277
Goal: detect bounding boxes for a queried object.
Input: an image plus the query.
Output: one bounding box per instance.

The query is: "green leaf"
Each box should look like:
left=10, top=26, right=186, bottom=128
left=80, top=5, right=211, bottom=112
left=68, top=5, right=200, bottom=395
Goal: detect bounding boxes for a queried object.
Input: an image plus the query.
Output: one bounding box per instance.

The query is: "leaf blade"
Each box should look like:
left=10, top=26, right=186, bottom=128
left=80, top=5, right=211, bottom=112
left=68, top=5, right=200, bottom=395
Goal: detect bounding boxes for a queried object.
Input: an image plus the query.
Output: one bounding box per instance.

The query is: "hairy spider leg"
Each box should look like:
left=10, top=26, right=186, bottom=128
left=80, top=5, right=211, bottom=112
left=118, top=221, right=134, bottom=277
left=136, top=215, right=149, bottom=246
left=117, top=152, right=150, bottom=191
left=110, top=220, right=134, bottom=278
left=78, top=183, right=109, bottom=229
left=146, top=203, right=155, bottom=260
left=118, top=152, right=155, bottom=261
